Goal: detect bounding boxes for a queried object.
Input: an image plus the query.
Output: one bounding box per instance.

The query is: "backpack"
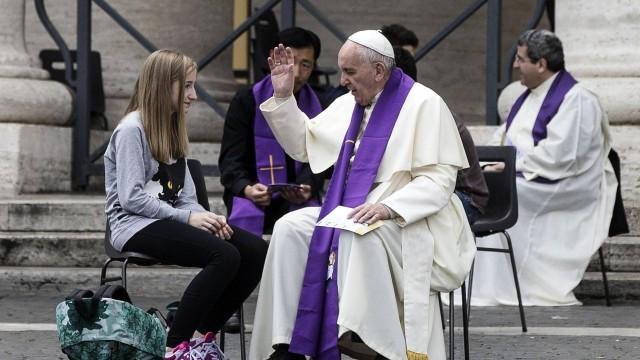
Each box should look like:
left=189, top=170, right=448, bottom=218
left=55, top=285, right=166, bottom=360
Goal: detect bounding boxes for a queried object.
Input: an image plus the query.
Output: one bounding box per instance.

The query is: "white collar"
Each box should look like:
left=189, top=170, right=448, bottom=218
left=366, top=90, right=383, bottom=109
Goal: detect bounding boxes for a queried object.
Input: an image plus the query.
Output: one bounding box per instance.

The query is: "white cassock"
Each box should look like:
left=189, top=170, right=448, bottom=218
left=471, top=73, right=617, bottom=306
left=249, top=82, right=476, bottom=360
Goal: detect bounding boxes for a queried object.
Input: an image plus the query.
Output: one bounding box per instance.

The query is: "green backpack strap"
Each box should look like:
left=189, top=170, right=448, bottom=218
left=146, top=307, right=168, bottom=329
left=65, top=289, right=93, bottom=301
left=71, top=289, right=99, bottom=322
left=72, top=285, right=132, bottom=322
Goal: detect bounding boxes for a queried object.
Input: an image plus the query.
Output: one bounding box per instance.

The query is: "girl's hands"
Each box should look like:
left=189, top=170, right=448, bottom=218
left=188, top=212, right=234, bottom=240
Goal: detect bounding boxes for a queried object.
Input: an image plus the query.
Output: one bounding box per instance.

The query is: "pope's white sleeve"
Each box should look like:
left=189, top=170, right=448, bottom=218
left=381, top=164, right=458, bottom=226
left=260, top=95, right=310, bottom=162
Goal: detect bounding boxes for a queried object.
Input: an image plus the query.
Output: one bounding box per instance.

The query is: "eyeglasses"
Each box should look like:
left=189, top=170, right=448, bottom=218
left=514, top=55, right=535, bottom=65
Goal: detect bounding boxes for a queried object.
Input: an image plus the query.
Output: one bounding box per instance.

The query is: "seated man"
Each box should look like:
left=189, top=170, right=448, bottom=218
left=250, top=30, right=475, bottom=360
left=219, top=27, right=325, bottom=237
left=453, top=118, right=489, bottom=224
left=381, top=23, right=419, bottom=56
left=472, top=30, right=617, bottom=306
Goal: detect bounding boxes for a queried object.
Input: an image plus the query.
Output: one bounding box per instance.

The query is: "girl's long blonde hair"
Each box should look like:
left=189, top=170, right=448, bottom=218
left=125, top=49, right=197, bottom=163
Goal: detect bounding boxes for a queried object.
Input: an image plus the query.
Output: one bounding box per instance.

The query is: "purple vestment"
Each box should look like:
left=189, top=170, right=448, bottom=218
left=289, top=68, right=414, bottom=360
left=228, top=76, right=322, bottom=235
left=506, top=70, right=577, bottom=145
left=506, top=70, right=577, bottom=183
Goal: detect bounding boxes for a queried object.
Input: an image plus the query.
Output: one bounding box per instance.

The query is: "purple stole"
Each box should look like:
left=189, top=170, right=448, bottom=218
left=228, top=76, right=323, bottom=236
left=505, top=70, right=577, bottom=183
left=506, top=70, right=577, bottom=144
left=288, top=68, right=414, bottom=360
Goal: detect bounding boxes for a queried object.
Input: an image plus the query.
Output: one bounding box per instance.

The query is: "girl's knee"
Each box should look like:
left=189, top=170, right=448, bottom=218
left=209, top=240, right=241, bottom=272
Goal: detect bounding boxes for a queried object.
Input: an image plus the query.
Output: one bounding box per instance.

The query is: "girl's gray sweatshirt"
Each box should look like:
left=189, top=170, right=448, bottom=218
left=104, top=111, right=205, bottom=251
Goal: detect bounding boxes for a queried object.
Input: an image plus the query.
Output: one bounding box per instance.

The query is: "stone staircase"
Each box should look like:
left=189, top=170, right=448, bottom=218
left=0, top=193, right=227, bottom=297
left=1, top=193, right=639, bottom=301
left=2, top=126, right=639, bottom=300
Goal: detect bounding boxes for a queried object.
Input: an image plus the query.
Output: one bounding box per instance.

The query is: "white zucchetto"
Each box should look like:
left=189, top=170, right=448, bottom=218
left=347, top=30, right=394, bottom=58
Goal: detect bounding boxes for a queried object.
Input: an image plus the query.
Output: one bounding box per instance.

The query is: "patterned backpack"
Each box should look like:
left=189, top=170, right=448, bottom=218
left=55, top=285, right=166, bottom=360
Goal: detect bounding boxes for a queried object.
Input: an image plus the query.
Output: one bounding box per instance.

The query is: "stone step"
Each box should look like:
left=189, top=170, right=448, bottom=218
left=2, top=194, right=639, bottom=234
left=2, top=230, right=639, bottom=270
left=0, top=194, right=226, bottom=232
left=575, top=272, right=640, bottom=303
left=0, top=266, right=197, bottom=297
left=0, top=231, right=104, bottom=267
left=625, top=201, right=640, bottom=236
left=2, top=231, right=640, bottom=270
left=2, top=266, right=639, bottom=302
left=587, top=236, right=640, bottom=272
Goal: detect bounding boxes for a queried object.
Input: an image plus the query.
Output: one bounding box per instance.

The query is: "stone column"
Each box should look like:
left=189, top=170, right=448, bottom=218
left=0, top=0, right=74, bottom=195
left=0, top=0, right=72, bottom=125
left=556, top=0, right=640, bottom=124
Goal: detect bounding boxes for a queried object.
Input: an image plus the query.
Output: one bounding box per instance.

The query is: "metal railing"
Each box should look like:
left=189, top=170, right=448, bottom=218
left=35, top=0, right=552, bottom=190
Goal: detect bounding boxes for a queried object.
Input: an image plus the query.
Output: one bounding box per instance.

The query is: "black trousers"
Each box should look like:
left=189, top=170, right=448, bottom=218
left=123, top=219, right=267, bottom=347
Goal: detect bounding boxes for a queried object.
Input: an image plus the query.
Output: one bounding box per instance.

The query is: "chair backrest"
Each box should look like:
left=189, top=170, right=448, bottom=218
left=471, top=146, right=518, bottom=235
left=104, top=159, right=211, bottom=260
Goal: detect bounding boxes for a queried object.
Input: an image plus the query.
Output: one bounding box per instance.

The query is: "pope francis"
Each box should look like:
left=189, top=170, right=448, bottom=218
left=249, top=30, right=476, bottom=360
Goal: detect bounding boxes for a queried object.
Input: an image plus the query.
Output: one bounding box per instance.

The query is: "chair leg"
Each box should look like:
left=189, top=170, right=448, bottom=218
left=438, top=293, right=445, bottom=331
left=122, top=258, right=131, bottom=290
left=449, top=291, right=454, bottom=360
left=220, top=327, right=226, bottom=352
left=100, top=258, right=114, bottom=285
left=460, top=283, right=469, bottom=360
left=239, top=304, right=247, bottom=360
left=599, top=247, right=612, bottom=307
left=466, top=258, right=475, bottom=320
left=504, top=231, right=527, bottom=332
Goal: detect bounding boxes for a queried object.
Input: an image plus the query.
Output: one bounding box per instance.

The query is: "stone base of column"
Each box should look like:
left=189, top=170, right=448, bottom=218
left=0, top=124, right=109, bottom=195
left=0, top=78, right=73, bottom=125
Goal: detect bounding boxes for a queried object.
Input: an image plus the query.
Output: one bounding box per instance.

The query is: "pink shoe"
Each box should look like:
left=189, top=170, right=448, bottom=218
left=164, top=340, right=189, bottom=360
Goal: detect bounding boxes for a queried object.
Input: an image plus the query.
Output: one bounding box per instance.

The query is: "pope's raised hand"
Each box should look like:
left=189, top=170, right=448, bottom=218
left=267, top=44, right=295, bottom=98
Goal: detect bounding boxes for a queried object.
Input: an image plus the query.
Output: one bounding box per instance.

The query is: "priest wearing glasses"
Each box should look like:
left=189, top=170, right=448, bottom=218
left=472, top=30, right=617, bottom=306
left=249, top=30, right=476, bottom=360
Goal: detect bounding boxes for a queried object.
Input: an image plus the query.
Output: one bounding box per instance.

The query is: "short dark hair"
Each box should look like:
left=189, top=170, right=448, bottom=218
left=517, top=29, right=565, bottom=72
left=393, top=47, right=417, bottom=81
left=380, top=24, right=419, bottom=48
left=272, top=27, right=322, bottom=60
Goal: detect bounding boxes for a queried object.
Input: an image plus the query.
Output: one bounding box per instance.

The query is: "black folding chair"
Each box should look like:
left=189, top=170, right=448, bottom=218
left=100, top=159, right=247, bottom=360
left=467, top=146, right=527, bottom=332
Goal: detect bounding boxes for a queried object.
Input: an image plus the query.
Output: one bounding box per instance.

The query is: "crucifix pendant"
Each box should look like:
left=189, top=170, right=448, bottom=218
left=258, top=154, right=285, bottom=184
